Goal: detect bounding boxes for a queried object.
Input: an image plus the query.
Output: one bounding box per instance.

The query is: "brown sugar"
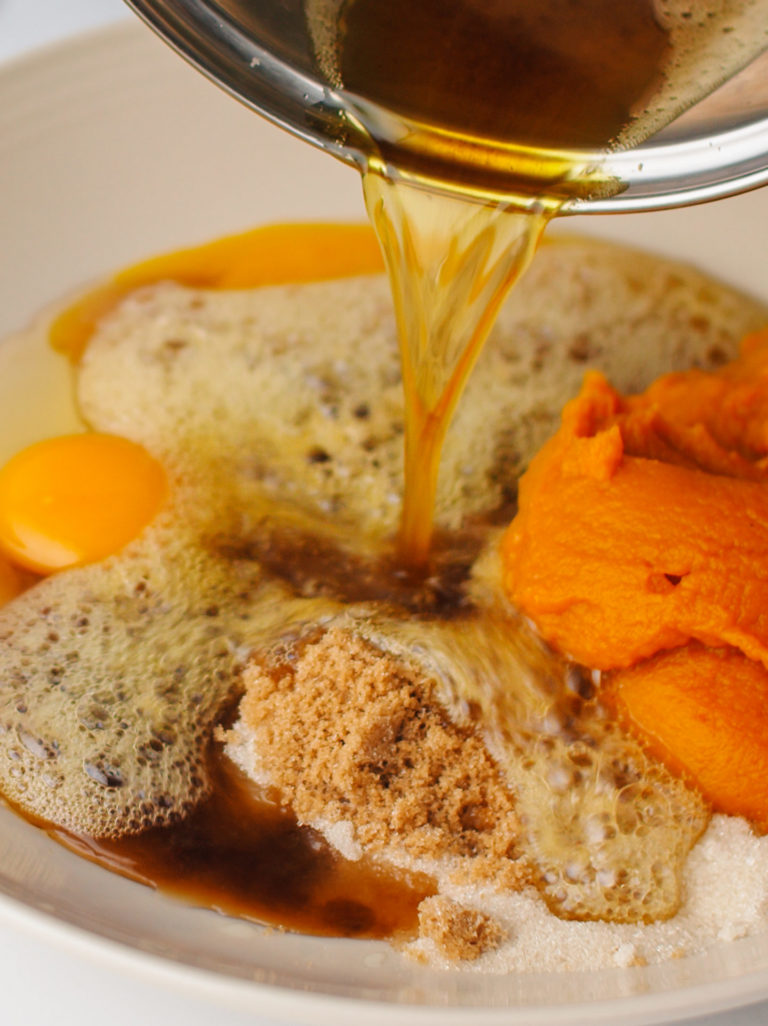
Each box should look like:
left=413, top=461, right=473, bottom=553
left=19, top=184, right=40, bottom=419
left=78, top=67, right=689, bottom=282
left=416, top=896, right=507, bottom=961
left=230, top=627, right=532, bottom=891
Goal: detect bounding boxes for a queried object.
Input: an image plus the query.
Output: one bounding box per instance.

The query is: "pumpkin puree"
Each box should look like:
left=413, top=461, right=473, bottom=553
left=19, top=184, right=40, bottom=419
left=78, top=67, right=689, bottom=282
left=502, top=328, right=768, bottom=828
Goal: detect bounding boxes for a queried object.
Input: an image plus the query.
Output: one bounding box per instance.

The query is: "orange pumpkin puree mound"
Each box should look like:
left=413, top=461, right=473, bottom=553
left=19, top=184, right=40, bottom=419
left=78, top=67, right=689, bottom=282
left=501, top=328, right=768, bottom=826
left=605, top=644, right=768, bottom=830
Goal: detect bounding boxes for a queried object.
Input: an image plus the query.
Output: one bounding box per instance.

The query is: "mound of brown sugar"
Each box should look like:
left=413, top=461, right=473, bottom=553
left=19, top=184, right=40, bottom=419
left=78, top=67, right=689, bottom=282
left=416, top=896, right=507, bottom=961
left=226, top=627, right=532, bottom=892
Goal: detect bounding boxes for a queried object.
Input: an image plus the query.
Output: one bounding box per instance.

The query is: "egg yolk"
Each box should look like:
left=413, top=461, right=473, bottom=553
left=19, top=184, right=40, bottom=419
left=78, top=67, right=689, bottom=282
left=0, top=434, right=166, bottom=574
left=0, top=554, right=22, bottom=605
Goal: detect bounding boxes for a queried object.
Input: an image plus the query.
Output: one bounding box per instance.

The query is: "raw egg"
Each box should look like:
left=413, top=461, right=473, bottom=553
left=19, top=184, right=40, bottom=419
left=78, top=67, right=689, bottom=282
left=0, top=433, right=166, bottom=574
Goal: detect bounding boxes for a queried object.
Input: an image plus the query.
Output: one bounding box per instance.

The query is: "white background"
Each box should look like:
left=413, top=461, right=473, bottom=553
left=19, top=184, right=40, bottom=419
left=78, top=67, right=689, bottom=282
left=0, top=2, right=768, bottom=1024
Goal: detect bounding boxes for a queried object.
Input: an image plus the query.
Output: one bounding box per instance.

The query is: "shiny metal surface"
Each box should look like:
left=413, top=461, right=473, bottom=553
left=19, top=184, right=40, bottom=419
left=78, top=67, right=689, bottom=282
left=124, top=0, right=368, bottom=167
left=123, top=0, right=768, bottom=211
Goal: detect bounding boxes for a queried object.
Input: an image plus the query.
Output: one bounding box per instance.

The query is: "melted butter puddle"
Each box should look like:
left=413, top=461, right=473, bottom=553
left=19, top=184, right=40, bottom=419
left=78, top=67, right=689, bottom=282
left=56, top=756, right=434, bottom=940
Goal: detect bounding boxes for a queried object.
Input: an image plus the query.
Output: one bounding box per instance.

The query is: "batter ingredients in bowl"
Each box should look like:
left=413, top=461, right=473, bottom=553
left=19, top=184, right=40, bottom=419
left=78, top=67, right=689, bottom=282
left=0, top=226, right=768, bottom=969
